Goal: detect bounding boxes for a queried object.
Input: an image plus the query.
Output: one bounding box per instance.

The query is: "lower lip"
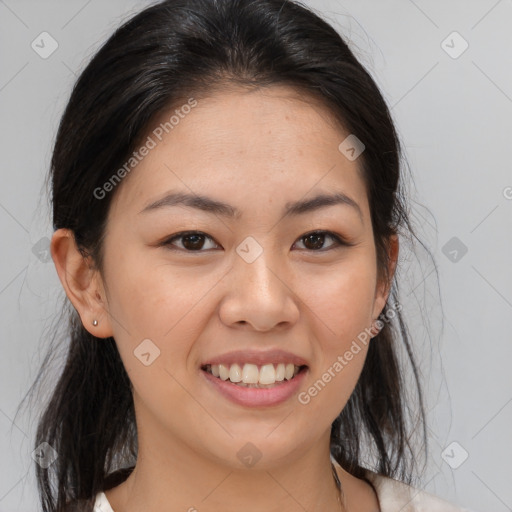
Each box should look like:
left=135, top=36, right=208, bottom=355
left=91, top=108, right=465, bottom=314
left=201, top=368, right=308, bottom=407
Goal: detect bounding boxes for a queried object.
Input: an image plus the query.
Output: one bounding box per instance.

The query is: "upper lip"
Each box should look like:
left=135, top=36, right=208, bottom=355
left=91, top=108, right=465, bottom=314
left=201, top=349, right=309, bottom=368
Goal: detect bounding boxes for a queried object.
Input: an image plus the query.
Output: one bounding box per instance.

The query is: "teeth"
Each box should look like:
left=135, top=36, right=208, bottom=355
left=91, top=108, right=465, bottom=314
left=205, top=362, right=303, bottom=385
left=229, top=363, right=242, bottom=383
left=219, top=364, right=230, bottom=381
left=275, top=363, right=285, bottom=381
left=242, top=363, right=259, bottom=384
left=284, top=363, right=295, bottom=380
left=259, top=364, right=276, bottom=385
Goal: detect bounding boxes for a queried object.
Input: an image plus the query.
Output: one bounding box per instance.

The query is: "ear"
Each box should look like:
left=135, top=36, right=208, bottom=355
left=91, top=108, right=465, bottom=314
left=50, top=228, right=114, bottom=338
left=371, top=233, right=399, bottom=322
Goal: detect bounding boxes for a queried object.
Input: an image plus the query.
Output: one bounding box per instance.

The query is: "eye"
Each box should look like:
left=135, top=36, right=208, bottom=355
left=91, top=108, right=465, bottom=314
left=161, top=230, right=350, bottom=253
left=293, top=230, right=350, bottom=251
left=162, top=231, right=220, bottom=252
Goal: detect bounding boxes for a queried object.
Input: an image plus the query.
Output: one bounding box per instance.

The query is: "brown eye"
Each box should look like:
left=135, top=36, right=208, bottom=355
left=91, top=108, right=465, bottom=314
left=181, top=233, right=206, bottom=250
left=294, top=231, right=348, bottom=251
left=162, top=231, right=219, bottom=252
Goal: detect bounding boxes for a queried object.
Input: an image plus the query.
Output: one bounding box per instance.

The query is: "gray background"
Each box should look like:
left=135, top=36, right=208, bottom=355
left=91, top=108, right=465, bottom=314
left=1, top=0, right=511, bottom=510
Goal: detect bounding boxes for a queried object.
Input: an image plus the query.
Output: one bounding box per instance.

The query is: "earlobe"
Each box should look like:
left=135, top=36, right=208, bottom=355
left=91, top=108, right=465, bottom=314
left=50, top=228, right=113, bottom=338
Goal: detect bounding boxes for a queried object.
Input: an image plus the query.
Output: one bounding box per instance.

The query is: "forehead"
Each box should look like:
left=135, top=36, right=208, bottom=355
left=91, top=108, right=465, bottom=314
left=108, top=85, right=369, bottom=220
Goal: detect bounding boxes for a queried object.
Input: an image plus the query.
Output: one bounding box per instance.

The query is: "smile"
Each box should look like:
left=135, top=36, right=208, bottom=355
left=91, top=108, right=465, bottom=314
left=202, top=362, right=307, bottom=387
left=200, top=363, right=309, bottom=407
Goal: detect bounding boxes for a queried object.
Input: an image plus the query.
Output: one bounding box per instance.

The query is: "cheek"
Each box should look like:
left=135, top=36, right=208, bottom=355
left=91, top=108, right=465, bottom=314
left=104, top=262, right=208, bottom=411
left=104, top=248, right=221, bottom=374
left=104, top=245, right=203, bottom=333
left=293, top=256, right=375, bottom=417
left=298, top=344, right=368, bottom=430
left=299, top=254, right=377, bottom=343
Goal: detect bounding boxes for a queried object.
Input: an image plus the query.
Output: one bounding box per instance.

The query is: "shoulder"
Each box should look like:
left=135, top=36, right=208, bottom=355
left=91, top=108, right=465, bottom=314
left=364, top=470, right=475, bottom=512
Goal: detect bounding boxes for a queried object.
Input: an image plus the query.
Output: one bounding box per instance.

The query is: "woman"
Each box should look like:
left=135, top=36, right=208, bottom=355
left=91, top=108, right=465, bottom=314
left=28, top=0, right=471, bottom=510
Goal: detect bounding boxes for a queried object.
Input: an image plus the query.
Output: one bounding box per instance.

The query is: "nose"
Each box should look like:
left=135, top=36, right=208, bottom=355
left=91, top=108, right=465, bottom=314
left=218, top=245, right=300, bottom=332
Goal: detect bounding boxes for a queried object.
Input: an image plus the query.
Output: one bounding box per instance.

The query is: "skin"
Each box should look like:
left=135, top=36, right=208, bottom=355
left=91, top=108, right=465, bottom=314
left=51, top=85, right=398, bottom=512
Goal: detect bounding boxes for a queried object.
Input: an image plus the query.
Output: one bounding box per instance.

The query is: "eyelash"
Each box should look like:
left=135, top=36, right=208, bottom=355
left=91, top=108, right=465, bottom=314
left=160, top=230, right=352, bottom=253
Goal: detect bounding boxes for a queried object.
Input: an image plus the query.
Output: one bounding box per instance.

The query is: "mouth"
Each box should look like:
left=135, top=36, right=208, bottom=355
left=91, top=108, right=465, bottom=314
left=200, top=362, right=308, bottom=389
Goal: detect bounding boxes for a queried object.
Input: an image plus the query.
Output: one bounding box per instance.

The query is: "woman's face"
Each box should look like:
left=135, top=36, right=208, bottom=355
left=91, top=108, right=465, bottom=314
left=95, top=85, right=394, bottom=469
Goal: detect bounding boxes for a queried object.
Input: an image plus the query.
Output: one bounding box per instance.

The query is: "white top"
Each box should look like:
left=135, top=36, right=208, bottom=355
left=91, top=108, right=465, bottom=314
left=364, top=471, right=474, bottom=511
left=94, top=490, right=115, bottom=512
left=93, top=469, right=475, bottom=512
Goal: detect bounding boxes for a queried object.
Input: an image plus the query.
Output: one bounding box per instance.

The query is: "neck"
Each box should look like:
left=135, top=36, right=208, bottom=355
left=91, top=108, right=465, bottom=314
left=107, top=431, right=343, bottom=512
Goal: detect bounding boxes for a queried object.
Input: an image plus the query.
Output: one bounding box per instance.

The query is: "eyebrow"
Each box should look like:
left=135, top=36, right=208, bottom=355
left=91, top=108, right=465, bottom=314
left=139, top=190, right=363, bottom=222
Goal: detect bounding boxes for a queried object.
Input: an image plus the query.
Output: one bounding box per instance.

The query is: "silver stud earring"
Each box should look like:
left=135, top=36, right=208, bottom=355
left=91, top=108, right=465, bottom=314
left=92, top=319, right=98, bottom=326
